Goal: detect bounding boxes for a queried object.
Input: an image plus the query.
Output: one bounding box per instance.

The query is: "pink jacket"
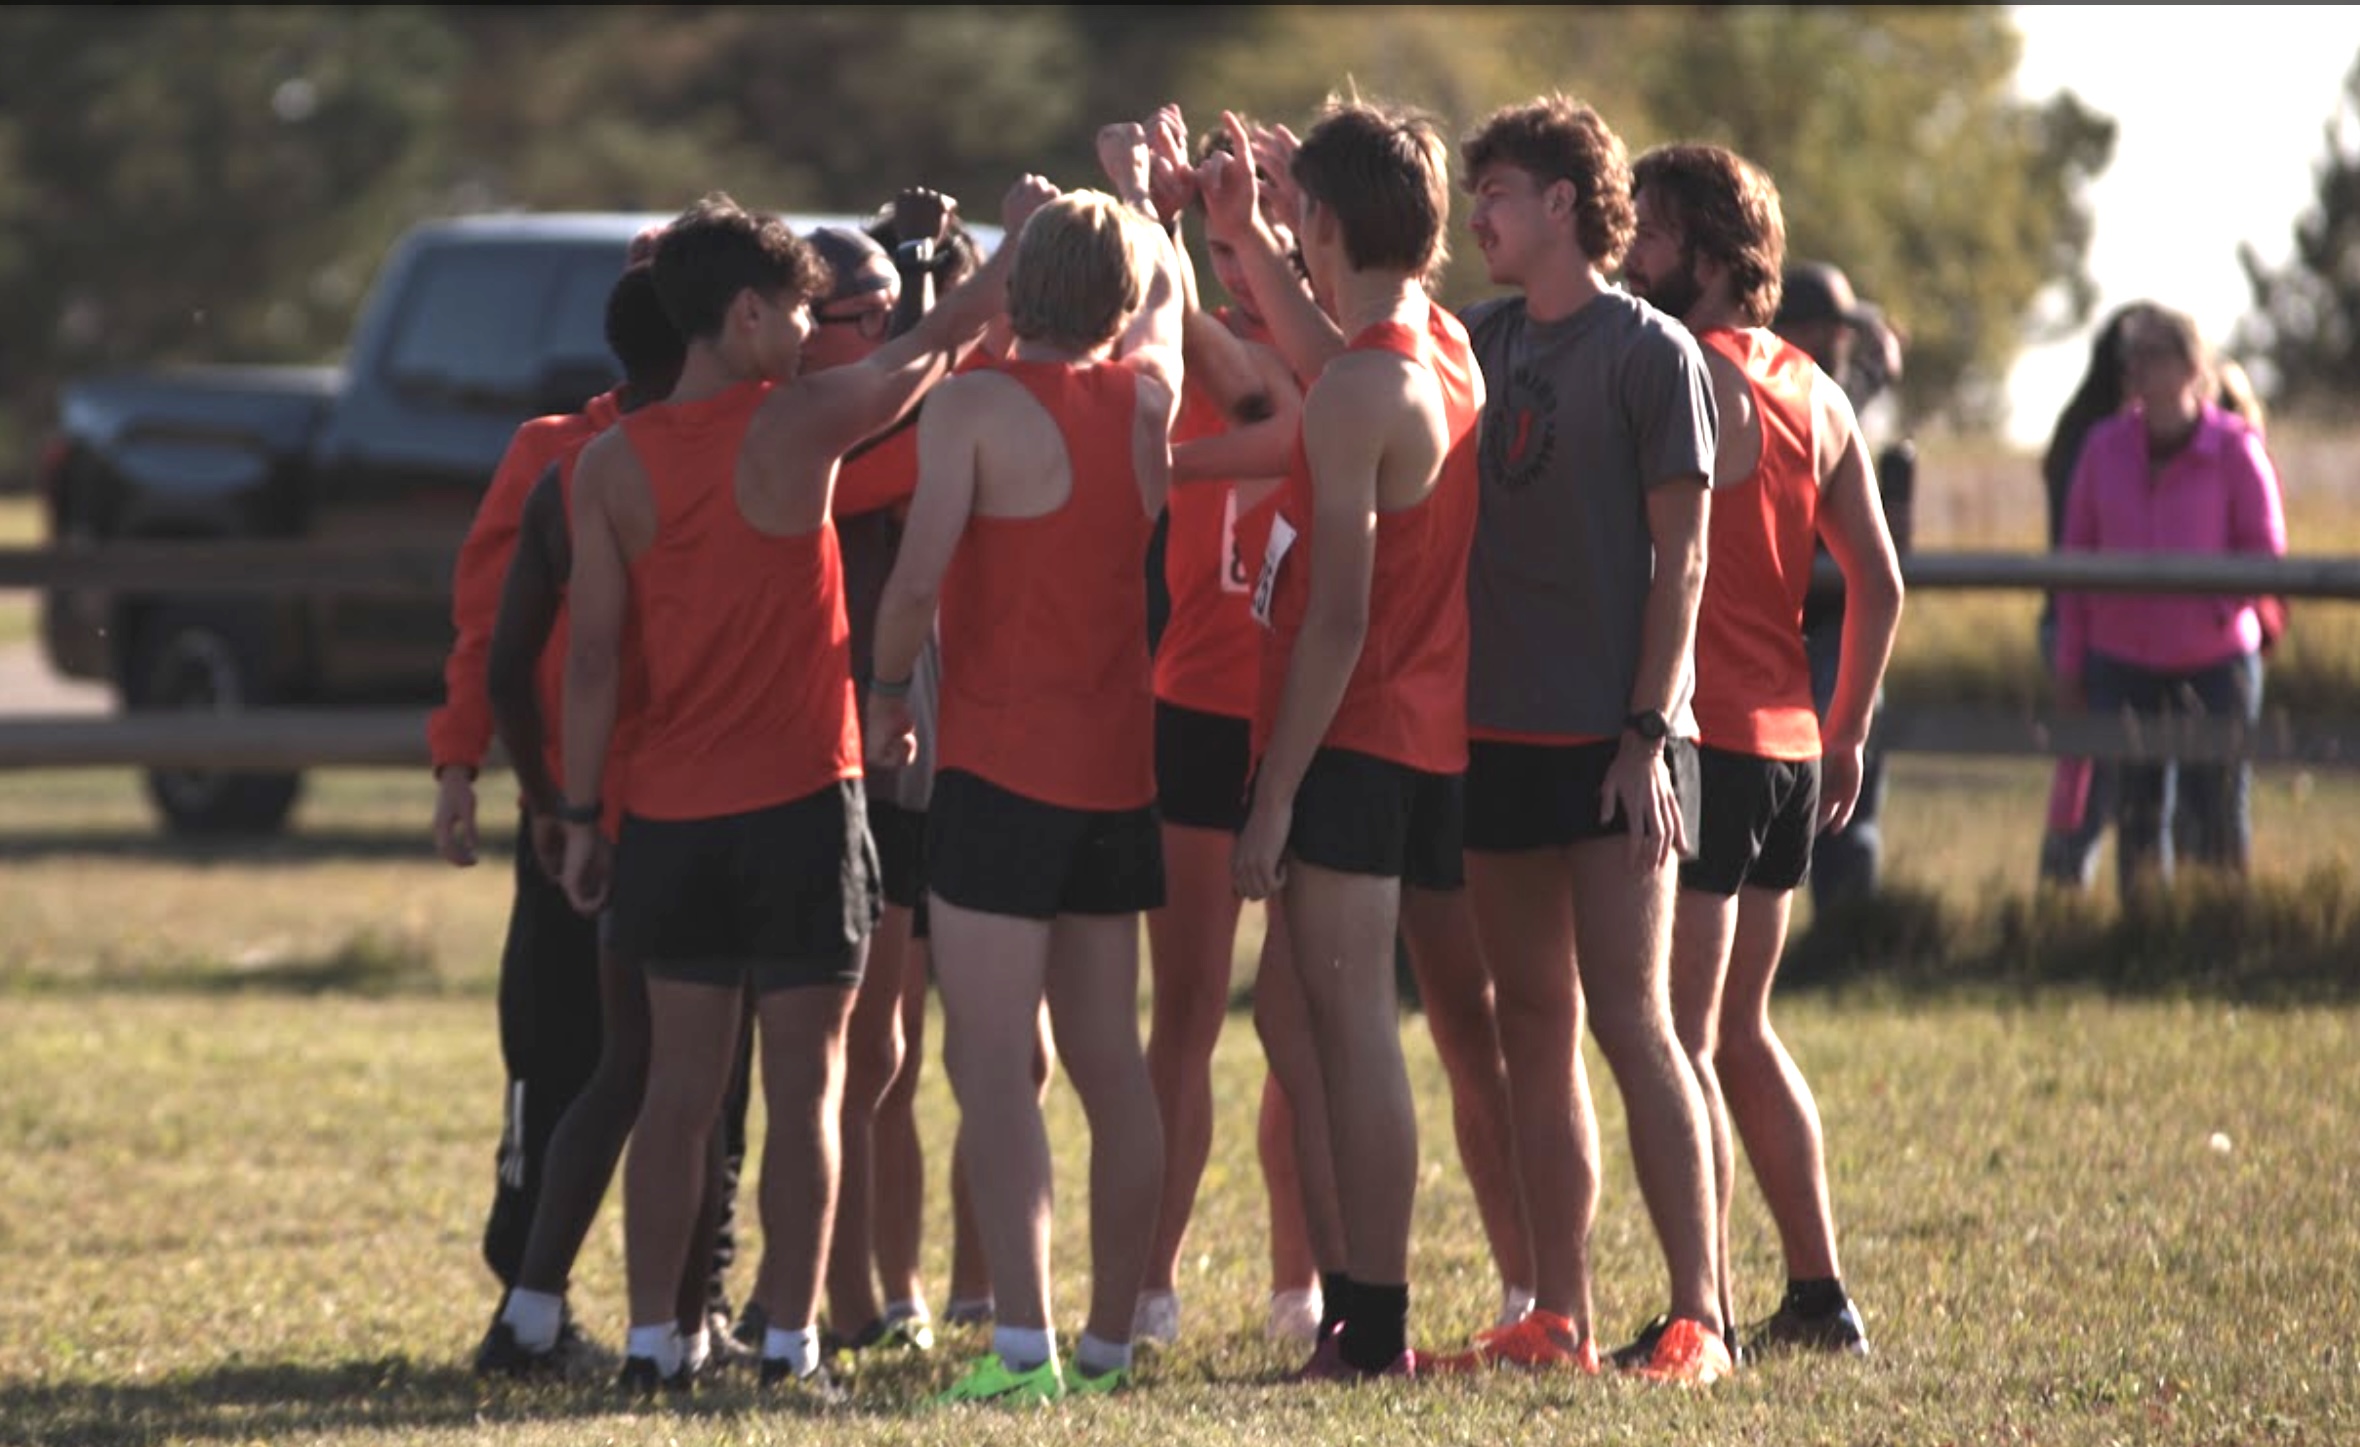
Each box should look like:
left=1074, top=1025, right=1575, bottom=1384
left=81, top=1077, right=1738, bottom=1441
left=2055, top=403, right=2285, bottom=680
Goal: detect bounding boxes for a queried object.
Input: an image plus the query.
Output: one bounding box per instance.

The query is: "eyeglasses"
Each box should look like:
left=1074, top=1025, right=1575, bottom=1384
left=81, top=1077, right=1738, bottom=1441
left=813, top=304, right=893, bottom=340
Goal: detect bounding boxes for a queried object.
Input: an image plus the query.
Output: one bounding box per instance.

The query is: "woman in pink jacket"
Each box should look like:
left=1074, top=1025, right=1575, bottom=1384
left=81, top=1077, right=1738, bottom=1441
left=2053, top=301, right=2287, bottom=899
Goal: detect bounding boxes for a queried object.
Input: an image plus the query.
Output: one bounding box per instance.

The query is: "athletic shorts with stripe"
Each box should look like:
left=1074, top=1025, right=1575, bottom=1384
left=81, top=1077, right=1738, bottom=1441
left=1464, top=736, right=1704, bottom=856
left=608, top=778, right=879, bottom=991
left=1677, top=745, right=1820, bottom=897
left=926, top=768, right=1165, bottom=920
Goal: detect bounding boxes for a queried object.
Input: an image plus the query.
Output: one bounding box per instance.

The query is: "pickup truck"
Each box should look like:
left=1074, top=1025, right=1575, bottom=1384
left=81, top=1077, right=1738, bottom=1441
left=34, top=208, right=882, bottom=836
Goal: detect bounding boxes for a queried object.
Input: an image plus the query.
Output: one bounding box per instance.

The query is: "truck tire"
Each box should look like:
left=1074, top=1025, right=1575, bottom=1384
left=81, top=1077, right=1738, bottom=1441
left=124, top=604, right=303, bottom=837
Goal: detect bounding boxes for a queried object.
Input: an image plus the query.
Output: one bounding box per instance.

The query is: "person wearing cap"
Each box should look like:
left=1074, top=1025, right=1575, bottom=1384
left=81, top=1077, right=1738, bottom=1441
left=1773, top=258, right=1913, bottom=910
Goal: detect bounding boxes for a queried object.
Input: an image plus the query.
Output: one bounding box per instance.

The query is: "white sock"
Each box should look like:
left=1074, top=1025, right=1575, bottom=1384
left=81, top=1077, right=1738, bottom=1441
left=992, top=1324, right=1054, bottom=1372
left=1500, top=1283, right=1537, bottom=1327
left=1075, top=1331, right=1131, bottom=1377
left=625, top=1322, right=682, bottom=1376
left=763, top=1325, right=818, bottom=1377
left=680, top=1322, right=711, bottom=1375
left=500, top=1288, right=565, bottom=1353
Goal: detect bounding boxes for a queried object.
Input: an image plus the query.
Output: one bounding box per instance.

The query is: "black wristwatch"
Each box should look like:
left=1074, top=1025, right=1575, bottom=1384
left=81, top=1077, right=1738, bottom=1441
left=893, top=237, right=935, bottom=270
left=1624, top=708, right=1671, bottom=744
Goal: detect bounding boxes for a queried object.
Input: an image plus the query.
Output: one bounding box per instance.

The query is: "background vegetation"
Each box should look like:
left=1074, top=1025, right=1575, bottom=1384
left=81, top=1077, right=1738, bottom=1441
left=0, top=3, right=2125, bottom=467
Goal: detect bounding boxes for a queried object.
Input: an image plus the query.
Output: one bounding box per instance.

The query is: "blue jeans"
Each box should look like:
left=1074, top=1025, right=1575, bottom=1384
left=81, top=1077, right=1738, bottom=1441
left=2079, top=647, right=2262, bottom=898
left=1806, top=612, right=1883, bottom=908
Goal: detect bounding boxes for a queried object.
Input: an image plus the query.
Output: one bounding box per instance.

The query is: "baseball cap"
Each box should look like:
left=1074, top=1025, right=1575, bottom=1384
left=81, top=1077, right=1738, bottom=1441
left=1776, top=260, right=1871, bottom=330
left=806, top=226, right=893, bottom=304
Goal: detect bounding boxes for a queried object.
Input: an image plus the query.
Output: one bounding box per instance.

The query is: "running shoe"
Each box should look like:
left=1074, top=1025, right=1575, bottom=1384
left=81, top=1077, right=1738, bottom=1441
left=759, top=1356, right=851, bottom=1405
left=1747, top=1294, right=1871, bottom=1357
left=1631, top=1316, right=1733, bottom=1385
left=1061, top=1359, right=1128, bottom=1397
left=1292, top=1326, right=1416, bottom=1383
left=1425, top=1308, right=1599, bottom=1375
left=934, top=1351, right=1066, bottom=1405
left=616, top=1353, right=693, bottom=1401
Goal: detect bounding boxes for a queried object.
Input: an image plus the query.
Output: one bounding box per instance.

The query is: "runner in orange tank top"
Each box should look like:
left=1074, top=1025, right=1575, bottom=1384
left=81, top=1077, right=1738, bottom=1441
left=1197, top=97, right=1479, bottom=1382
left=1626, top=142, right=1901, bottom=1364
left=1132, top=114, right=1321, bottom=1352
left=865, top=139, right=1192, bottom=1403
left=558, top=179, right=1059, bottom=1400
left=472, top=263, right=761, bottom=1380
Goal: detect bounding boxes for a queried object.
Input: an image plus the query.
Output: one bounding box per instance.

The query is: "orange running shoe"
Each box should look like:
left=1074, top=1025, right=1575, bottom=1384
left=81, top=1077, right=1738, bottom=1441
left=1632, top=1317, right=1733, bottom=1385
left=1426, top=1308, right=1600, bottom=1375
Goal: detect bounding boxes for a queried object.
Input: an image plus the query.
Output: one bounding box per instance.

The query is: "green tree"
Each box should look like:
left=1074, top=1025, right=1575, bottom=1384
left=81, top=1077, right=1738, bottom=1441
left=1172, top=6, right=2111, bottom=438
left=0, top=7, right=463, bottom=454
left=2231, top=49, right=2360, bottom=424
left=1614, top=5, right=2114, bottom=436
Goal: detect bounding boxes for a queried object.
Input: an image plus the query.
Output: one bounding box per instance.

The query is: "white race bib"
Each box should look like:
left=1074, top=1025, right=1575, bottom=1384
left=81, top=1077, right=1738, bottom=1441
left=1250, top=513, right=1296, bottom=628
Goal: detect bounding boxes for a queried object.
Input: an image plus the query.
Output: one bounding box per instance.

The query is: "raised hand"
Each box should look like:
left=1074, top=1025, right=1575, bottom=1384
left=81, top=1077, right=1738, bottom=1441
left=1248, top=118, right=1304, bottom=230
left=1146, top=103, right=1198, bottom=224
left=1195, top=110, right=1262, bottom=243
left=1096, top=120, right=1155, bottom=214
left=891, top=186, right=956, bottom=247
left=1001, top=172, right=1061, bottom=238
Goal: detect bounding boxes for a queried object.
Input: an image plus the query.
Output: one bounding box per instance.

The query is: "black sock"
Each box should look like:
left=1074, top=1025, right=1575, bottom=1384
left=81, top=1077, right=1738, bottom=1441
left=1786, top=1277, right=1848, bottom=1317
left=1339, top=1281, right=1408, bottom=1373
left=1319, top=1271, right=1353, bottom=1338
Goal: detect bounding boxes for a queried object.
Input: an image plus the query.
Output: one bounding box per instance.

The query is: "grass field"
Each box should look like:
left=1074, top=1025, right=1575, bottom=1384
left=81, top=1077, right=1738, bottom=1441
left=2, top=765, right=2358, bottom=1446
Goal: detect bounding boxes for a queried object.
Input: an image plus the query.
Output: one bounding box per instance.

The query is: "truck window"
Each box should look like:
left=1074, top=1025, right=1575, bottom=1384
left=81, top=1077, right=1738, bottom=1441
left=540, top=253, right=628, bottom=374
left=382, top=247, right=562, bottom=409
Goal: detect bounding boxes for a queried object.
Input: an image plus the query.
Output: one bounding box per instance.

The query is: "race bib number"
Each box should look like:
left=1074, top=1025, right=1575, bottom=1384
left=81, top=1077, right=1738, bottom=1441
left=1220, top=488, right=1250, bottom=595
left=1250, top=513, right=1296, bottom=628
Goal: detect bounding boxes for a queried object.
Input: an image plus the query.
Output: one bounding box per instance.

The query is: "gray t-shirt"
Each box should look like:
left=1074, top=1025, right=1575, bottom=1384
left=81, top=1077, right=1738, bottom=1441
left=1459, top=289, right=1719, bottom=739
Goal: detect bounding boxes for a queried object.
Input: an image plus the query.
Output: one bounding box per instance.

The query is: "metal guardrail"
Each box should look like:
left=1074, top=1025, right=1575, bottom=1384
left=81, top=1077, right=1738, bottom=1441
left=0, top=543, right=2354, bottom=771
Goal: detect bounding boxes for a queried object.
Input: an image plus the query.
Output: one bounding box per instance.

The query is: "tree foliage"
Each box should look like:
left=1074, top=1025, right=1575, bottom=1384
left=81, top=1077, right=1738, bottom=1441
left=2232, top=49, right=2360, bottom=424
left=0, top=4, right=2122, bottom=460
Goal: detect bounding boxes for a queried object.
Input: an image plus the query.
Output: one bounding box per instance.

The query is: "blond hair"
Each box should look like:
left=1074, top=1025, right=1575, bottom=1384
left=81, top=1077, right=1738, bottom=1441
left=1005, top=191, right=1152, bottom=352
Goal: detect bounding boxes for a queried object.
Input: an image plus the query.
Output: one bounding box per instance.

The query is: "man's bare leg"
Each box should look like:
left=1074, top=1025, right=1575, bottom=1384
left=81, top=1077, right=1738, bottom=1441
left=929, top=897, right=1059, bottom=1351
left=824, top=906, right=915, bottom=1343
left=1465, top=849, right=1598, bottom=1340
left=1717, top=885, right=1841, bottom=1281
left=1281, top=861, right=1417, bottom=1371
left=743, top=976, right=860, bottom=1370
left=1400, top=884, right=1534, bottom=1318
left=1668, top=885, right=1740, bottom=1338
left=1045, top=912, right=1164, bottom=1351
left=1139, top=823, right=1247, bottom=1320
left=622, top=977, right=745, bottom=1371
left=872, top=921, right=931, bottom=1320
left=1251, top=906, right=1347, bottom=1283
left=1566, top=838, right=1719, bottom=1332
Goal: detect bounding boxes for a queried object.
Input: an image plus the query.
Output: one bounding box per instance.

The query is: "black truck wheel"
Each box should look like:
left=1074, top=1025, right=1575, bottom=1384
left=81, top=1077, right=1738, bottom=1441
left=125, top=605, right=303, bottom=837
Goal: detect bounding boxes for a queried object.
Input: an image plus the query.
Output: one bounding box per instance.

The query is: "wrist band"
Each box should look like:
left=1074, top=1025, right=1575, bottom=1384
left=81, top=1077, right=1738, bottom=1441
left=553, top=798, right=602, bottom=826
left=871, top=674, right=913, bottom=700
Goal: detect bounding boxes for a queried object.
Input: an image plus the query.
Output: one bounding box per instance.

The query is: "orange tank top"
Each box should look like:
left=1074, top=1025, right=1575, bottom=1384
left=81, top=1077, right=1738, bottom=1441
left=1252, top=305, right=1481, bottom=774
left=1691, top=327, right=1822, bottom=760
left=617, top=380, right=862, bottom=820
left=936, top=358, right=1158, bottom=811
left=1154, top=371, right=1268, bottom=720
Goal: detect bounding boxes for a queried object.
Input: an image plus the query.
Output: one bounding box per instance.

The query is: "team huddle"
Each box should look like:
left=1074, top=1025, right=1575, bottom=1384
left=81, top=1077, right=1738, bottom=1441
left=426, top=88, right=1905, bottom=1406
